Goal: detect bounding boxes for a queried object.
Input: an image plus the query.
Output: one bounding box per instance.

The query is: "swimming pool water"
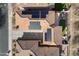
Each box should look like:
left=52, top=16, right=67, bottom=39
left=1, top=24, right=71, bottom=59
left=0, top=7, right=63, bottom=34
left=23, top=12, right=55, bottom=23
left=45, top=28, right=51, bottom=41
left=29, top=22, right=41, bottom=30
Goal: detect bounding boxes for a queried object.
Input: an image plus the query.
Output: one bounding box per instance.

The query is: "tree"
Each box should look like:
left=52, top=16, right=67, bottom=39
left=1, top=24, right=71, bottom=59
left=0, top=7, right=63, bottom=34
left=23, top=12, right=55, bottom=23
left=55, top=3, right=71, bottom=11
left=55, top=3, right=65, bottom=11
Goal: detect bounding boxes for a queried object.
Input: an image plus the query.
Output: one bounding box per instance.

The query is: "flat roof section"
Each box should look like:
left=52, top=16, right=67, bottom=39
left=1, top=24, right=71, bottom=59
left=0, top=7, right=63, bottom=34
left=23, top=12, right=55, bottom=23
left=21, top=32, right=43, bottom=40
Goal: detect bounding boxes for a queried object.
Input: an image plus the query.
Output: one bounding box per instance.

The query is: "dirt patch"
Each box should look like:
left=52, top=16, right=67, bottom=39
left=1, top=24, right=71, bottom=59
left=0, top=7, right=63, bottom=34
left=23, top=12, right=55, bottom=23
left=74, top=21, right=79, bottom=30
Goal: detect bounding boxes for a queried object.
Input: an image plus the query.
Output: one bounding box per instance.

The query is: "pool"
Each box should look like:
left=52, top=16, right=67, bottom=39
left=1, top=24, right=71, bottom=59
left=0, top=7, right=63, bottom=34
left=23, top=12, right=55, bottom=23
left=45, top=28, right=52, bottom=41
left=29, top=22, right=41, bottom=30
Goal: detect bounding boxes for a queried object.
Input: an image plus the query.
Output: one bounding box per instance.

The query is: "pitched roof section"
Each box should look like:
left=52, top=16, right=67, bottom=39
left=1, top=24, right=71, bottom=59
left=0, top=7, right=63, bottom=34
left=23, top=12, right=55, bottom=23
left=17, top=40, right=61, bottom=56
left=47, top=11, right=55, bottom=25
left=53, top=26, right=62, bottom=45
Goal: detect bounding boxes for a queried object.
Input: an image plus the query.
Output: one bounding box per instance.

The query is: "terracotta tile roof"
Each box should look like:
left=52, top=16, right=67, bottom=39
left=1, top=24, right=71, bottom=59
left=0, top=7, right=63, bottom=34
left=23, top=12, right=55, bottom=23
left=53, top=26, right=62, bottom=45
left=17, top=39, right=61, bottom=56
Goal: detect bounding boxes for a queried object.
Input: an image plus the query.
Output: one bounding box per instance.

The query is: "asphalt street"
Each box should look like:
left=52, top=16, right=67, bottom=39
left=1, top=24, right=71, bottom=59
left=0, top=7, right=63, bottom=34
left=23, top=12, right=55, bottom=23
left=0, top=4, right=8, bottom=56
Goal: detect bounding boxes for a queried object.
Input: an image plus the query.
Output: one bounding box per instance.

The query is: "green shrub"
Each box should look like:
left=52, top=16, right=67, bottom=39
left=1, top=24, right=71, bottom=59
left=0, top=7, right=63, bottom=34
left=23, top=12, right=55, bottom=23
left=59, top=20, right=66, bottom=31
left=55, top=3, right=66, bottom=11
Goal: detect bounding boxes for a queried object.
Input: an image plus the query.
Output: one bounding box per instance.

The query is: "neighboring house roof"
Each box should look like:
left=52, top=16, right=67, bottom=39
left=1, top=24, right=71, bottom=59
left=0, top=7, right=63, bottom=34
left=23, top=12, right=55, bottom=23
left=17, top=39, right=61, bottom=56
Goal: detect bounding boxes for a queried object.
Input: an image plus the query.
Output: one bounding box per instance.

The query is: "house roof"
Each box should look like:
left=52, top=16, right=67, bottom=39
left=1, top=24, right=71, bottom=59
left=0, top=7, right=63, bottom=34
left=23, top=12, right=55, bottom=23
left=15, top=3, right=54, bottom=8
left=53, top=26, right=62, bottom=45
left=17, top=39, right=61, bottom=56
left=21, top=32, right=43, bottom=40
left=14, top=3, right=62, bottom=56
